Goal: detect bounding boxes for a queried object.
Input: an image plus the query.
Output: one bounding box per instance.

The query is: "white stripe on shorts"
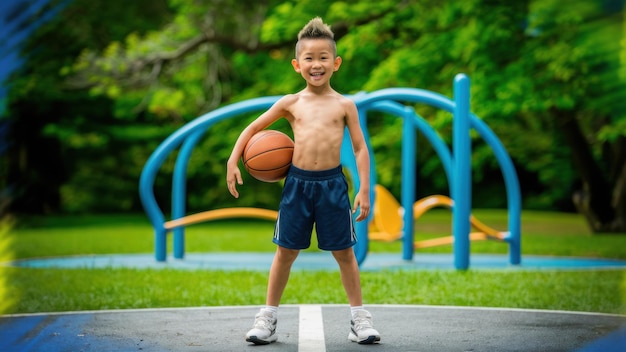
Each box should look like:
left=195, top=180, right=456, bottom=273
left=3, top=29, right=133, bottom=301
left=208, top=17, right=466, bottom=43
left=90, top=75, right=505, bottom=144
left=274, top=211, right=280, bottom=242
left=349, top=209, right=356, bottom=242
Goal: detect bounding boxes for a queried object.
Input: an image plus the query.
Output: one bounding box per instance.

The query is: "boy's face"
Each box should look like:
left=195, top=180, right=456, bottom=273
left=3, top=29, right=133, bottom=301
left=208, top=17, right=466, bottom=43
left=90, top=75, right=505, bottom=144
left=292, top=38, right=342, bottom=87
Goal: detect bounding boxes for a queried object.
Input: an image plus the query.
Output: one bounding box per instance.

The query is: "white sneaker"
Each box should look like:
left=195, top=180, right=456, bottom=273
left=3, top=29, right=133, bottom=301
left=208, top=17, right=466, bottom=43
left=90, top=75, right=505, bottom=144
left=245, top=309, right=278, bottom=345
left=348, top=310, right=381, bottom=344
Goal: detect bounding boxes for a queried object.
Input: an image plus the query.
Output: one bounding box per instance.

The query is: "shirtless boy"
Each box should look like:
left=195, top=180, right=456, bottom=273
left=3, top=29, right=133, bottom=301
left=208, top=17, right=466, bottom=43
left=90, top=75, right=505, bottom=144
left=226, top=16, right=380, bottom=345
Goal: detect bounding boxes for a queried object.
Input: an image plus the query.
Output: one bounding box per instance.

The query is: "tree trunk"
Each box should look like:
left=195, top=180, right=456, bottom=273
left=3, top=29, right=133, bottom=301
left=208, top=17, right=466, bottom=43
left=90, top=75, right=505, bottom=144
left=553, top=108, right=622, bottom=232
left=610, top=149, right=626, bottom=231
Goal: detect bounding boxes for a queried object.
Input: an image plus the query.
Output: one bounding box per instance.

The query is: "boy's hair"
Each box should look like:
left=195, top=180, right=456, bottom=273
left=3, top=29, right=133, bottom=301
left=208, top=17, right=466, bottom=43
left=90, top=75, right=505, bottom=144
left=295, top=17, right=336, bottom=58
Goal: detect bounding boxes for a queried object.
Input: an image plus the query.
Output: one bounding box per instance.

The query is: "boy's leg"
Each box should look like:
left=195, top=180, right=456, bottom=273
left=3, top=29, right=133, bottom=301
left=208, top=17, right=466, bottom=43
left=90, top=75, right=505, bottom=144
left=331, top=248, right=362, bottom=306
left=332, top=248, right=381, bottom=344
left=267, top=246, right=300, bottom=306
left=246, top=246, right=299, bottom=345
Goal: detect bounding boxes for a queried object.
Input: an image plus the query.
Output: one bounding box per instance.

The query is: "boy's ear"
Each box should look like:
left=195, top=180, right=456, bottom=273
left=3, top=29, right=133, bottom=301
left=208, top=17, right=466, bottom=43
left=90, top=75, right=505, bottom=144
left=291, top=58, right=301, bottom=72
left=334, top=56, right=342, bottom=71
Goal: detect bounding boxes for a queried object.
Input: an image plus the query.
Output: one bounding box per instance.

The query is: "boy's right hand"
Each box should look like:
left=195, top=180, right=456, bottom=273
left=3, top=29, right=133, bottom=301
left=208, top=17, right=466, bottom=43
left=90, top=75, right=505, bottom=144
left=227, top=163, right=243, bottom=198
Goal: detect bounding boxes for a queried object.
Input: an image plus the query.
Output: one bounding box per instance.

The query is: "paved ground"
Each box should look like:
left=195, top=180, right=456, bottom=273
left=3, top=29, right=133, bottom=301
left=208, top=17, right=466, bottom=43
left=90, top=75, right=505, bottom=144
left=2, top=305, right=625, bottom=352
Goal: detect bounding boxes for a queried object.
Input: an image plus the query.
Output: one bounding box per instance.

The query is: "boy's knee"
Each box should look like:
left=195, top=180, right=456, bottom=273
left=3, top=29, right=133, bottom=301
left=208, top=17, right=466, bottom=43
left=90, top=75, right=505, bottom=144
left=276, top=247, right=300, bottom=262
left=332, top=248, right=356, bottom=263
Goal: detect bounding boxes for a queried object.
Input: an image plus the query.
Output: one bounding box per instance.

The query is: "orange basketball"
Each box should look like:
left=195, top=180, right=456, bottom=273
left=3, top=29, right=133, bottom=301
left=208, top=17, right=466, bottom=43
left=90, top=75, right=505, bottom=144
left=242, top=130, right=294, bottom=182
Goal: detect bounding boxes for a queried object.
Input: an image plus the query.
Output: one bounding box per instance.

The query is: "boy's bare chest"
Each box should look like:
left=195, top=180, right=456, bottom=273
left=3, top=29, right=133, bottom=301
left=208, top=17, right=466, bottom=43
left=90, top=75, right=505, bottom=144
left=289, top=98, right=345, bottom=126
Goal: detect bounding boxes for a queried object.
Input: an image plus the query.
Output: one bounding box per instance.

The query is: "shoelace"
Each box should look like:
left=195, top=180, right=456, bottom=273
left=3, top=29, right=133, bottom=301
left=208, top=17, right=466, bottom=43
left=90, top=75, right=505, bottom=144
left=353, top=316, right=373, bottom=330
left=254, top=314, right=276, bottom=329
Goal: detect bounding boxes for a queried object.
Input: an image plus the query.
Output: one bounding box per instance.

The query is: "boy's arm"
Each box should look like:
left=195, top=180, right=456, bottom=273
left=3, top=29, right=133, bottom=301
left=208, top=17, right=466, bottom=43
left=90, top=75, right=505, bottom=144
left=343, top=99, right=371, bottom=222
left=226, top=97, right=290, bottom=198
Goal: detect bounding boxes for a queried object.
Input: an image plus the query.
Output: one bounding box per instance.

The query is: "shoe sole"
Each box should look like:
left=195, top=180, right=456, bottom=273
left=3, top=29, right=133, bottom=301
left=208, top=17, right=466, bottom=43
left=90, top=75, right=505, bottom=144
left=349, top=333, right=381, bottom=344
left=246, top=336, right=277, bottom=345
left=358, top=335, right=381, bottom=344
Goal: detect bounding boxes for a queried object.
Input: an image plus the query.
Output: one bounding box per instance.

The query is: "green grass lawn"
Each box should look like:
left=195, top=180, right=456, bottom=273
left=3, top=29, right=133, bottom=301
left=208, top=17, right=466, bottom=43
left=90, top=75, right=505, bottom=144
left=1, top=210, right=625, bottom=315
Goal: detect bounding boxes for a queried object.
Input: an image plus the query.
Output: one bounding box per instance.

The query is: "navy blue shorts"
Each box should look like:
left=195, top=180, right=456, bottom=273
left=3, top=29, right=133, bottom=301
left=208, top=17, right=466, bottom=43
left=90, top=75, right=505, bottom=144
left=273, top=165, right=357, bottom=251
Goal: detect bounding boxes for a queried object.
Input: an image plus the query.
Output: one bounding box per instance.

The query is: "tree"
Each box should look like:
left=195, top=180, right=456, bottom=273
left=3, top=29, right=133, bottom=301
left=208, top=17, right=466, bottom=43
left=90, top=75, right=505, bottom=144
left=8, top=0, right=626, bottom=234
left=334, top=0, right=626, bottom=232
left=512, top=0, right=626, bottom=232
left=3, top=0, right=172, bottom=214
left=63, top=0, right=404, bottom=210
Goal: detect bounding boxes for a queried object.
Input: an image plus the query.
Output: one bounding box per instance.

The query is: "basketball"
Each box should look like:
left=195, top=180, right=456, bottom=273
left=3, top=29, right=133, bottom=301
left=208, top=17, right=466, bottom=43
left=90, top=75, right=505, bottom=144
left=242, top=130, right=294, bottom=182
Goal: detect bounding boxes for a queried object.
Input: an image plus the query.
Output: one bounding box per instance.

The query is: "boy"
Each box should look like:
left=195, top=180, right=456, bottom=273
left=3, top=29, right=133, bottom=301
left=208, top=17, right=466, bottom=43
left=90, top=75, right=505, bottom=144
left=226, top=17, right=380, bottom=345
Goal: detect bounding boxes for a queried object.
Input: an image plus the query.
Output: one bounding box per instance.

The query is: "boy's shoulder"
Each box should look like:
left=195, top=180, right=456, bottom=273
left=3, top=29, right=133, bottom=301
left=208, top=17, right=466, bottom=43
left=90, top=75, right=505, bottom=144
left=331, top=92, right=357, bottom=110
left=277, top=93, right=300, bottom=104
left=272, top=94, right=300, bottom=109
left=335, top=93, right=355, bottom=104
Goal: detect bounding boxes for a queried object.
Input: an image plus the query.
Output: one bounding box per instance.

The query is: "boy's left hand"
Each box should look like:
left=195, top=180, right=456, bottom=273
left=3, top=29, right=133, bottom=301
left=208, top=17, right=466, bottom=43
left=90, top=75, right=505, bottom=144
left=352, top=191, right=370, bottom=222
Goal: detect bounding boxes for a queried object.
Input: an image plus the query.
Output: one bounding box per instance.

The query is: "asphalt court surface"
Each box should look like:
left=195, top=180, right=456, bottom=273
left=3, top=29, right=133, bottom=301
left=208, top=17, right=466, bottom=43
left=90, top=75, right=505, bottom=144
left=2, top=305, right=625, bottom=351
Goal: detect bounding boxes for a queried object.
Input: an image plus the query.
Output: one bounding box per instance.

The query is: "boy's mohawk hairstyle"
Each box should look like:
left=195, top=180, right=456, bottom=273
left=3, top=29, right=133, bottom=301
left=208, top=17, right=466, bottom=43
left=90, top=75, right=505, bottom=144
left=297, top=16, right=334, bottom=40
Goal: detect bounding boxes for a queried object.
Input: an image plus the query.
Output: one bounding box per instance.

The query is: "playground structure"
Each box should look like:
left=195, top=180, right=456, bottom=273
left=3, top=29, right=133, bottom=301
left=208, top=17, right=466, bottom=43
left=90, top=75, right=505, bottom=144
left=139, top=74, right=521, bottom=270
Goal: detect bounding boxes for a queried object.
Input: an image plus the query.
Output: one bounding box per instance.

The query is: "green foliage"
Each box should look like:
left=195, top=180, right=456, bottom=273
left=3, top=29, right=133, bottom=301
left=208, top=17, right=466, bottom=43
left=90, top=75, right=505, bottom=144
left=4, top=0, right=174, bottom=214
left=4, top=0, right=626, bottom=217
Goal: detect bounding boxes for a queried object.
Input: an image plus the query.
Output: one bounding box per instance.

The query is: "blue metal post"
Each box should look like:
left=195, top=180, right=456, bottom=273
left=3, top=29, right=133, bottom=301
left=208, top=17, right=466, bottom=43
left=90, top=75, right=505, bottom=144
left=401, top=106, right=416, bottom=261
left=154, top=228, right=167, bottom=261
left=171, top=130, right=205, bottom=259
left=452, top=74, right=471, bottom=270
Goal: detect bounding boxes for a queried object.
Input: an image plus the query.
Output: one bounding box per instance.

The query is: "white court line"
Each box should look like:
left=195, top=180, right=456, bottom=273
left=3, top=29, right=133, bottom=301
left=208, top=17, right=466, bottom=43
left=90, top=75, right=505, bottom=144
left=298, top=305, right=326, bottom=352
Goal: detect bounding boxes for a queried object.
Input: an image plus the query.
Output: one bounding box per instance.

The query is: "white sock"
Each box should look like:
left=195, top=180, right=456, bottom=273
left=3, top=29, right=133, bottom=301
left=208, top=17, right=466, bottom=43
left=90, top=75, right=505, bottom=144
left=263, top=305, right=278, bottom=317
left=350, top=306, right=364, bottom=319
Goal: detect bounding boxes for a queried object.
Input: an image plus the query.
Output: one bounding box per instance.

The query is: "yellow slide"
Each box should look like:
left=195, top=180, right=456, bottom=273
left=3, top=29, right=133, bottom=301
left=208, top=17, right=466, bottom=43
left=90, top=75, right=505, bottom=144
left=368, top=184, right=505, bottom=247
left=369, top=185, right=404, bottom=241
